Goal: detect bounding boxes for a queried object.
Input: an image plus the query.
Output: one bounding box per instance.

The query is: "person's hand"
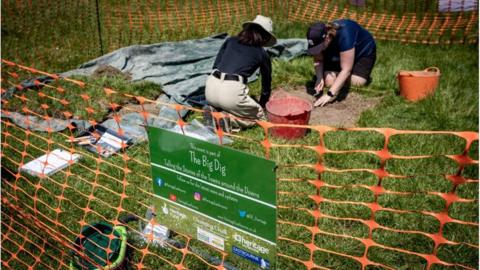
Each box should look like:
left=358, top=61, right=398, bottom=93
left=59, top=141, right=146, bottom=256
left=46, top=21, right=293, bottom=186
left=314, top=93, right=334, bottom=107
left=314, top=79, right=324, bottom=94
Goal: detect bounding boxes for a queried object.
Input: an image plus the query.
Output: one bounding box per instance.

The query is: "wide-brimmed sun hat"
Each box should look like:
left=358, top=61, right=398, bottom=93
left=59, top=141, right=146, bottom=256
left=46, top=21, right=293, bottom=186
left=242, top=15, right=277, bottom=47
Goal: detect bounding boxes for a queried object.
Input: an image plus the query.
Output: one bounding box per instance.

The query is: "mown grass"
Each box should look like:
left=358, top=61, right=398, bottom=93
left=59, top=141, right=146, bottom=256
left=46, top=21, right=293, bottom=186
left=3, top=74, right=161, bottom=122
left=1, top=1, right=479, bottom=270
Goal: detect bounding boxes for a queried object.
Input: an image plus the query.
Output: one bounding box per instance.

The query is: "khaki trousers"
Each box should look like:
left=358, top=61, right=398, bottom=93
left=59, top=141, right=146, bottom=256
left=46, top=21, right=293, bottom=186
left=205, top=74, right=265, bottom=128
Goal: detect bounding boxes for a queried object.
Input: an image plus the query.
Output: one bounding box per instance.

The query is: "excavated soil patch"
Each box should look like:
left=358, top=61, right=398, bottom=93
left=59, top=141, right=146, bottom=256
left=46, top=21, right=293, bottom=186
left=271, top=86, right=381, bottom=128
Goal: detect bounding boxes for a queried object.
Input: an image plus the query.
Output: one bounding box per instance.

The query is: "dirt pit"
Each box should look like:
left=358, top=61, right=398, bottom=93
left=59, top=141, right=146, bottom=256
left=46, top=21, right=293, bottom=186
left=92, top=65, right=132, bottom=80
left=271, top=86, right=381, bottom=128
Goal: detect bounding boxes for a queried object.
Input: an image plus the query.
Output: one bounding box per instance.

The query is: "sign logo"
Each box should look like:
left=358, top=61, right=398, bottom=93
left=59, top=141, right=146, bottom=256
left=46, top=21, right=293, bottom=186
left=162, top=203, right=169, bottom=215
left=194, top=192, right=202, bottom=201
left=169, top=194, right=177, bottom=202
left=233, top=234, right=269, bottom=254
left=156, top=177, right=164, bottom=187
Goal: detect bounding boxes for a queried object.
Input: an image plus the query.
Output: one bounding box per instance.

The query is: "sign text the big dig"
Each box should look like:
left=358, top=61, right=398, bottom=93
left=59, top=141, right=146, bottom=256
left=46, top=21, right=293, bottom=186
left=148, top=127, right=276, bottom=269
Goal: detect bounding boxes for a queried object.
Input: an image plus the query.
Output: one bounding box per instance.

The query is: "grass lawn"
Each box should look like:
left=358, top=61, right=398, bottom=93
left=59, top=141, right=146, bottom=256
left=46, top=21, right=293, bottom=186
left=1, top=5, right=478, bottom=270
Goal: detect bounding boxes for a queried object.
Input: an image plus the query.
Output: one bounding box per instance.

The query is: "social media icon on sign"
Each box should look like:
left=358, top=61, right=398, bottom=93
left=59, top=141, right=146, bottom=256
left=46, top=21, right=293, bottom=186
left=156, top=177, right=164, bottom=187
left=194, top=192, right=202, bottom=201
left=239, top=210, right=247, bottom=218
left=169, top=194, right=177, bottom=201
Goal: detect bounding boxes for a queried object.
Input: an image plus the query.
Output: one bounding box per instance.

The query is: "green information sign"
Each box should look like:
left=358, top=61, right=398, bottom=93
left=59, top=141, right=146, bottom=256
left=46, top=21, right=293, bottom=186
left=148, top=127, right=277, bottom=269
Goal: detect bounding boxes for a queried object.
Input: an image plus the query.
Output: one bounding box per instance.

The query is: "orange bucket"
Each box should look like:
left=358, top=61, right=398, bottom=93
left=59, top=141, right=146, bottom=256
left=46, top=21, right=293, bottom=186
left=398, top=67, right=440, bottom=101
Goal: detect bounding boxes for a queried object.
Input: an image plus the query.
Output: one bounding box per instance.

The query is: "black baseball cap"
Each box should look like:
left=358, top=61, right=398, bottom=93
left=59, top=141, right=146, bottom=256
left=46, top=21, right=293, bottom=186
left=306, top=22, right=328, bottom=55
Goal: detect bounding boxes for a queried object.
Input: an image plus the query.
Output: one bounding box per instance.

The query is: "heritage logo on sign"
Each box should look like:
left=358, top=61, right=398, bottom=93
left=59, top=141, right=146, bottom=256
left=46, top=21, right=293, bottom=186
left=233, top=234, right=270, bottom=254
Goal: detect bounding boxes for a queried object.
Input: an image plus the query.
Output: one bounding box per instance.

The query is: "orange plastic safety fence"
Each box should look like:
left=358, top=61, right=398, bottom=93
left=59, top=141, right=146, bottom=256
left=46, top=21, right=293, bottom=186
left=98, top=0, right=478, bottom=50
left=287, top=0, right=478, bottom=45
left=261, top=126, right=479, bottom=270
left=1, top=60, right=478, bottom=270
left=1, top=0, right=100, bottom=70
left=1, top=0, right=478, bottom=72
left=100, top=0, right=279, bottom=52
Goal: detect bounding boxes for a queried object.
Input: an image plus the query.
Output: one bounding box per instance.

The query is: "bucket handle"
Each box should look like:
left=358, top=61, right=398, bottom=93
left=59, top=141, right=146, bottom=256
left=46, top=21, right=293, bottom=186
left=424, top=67, right=440, bottom=74
left=399, top=67, right=440, bottom=77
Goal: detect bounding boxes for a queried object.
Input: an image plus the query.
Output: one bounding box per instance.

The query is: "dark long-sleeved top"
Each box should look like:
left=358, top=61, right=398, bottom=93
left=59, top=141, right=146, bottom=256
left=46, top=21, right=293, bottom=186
left=212, top=37, right=272, bottom=107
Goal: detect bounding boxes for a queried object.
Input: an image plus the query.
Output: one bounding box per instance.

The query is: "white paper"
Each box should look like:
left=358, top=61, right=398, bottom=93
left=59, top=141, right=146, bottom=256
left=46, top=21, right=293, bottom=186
left=20, top=149, right=81, bottom=177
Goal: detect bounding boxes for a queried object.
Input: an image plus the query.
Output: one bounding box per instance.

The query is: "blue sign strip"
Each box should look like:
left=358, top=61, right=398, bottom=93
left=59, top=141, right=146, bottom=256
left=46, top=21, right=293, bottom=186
left=232, top=246, right=270, bottom=269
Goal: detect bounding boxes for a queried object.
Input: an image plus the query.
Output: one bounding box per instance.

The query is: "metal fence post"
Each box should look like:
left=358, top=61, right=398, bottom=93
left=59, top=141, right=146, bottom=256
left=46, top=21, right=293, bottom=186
left=95, top=0, right=104, bottom=56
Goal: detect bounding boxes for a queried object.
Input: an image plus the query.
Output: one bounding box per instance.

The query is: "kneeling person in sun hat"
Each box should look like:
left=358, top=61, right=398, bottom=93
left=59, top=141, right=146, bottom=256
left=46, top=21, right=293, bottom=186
left=205, top=15, right=276, bottom=130
left=307, top=19, right=376, bottom=107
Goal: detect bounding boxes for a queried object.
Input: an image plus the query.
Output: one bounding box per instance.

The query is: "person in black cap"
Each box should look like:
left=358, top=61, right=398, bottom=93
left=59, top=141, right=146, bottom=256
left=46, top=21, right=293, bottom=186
left=306, top=19, right=376, bottom=107
left=204, top=15, right=276, bottom=130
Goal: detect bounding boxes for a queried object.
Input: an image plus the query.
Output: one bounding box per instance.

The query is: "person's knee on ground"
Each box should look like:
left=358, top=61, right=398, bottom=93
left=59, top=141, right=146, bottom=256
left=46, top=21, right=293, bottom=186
left=228, top=102, right=265, bottom=129
left=350, top=75, right=367, bottom=86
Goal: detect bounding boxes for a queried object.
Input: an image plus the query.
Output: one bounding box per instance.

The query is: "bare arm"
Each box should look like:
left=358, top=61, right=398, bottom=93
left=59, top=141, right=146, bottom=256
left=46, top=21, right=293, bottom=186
left=313, top=54, right=324, bottom=93
left=314, top=48, right=355, bottom=107
left=258, top=53, right=272, bottom=108
left=329, top=48, right=354, bottom=95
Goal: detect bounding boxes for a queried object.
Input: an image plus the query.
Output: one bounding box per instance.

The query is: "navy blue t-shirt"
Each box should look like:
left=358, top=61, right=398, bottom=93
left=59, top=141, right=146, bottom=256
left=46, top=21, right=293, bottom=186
left=324, top=19, right=376, bottom=62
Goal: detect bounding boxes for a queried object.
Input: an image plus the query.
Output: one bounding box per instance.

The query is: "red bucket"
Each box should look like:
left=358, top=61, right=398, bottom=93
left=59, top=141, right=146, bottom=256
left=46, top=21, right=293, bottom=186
left=266, top=94, right=313, bottom=139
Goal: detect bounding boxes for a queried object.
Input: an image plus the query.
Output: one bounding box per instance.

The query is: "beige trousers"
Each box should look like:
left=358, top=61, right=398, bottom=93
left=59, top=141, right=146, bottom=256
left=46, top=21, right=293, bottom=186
left=205, top=74, right=265, bottom=128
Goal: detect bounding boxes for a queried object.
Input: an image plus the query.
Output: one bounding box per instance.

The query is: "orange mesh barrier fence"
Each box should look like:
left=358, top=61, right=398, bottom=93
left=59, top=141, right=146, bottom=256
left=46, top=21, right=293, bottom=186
left=1, top=60, right=478, bottom=269
left=286, top=0, right=478, bottom=45
left=1, top=0, right=100, bottom=71
left=100, top=0, right=279, bottom=52
left=1, top=0, right=478, bottom=72
left=102, top=0, right=479, bottom=48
